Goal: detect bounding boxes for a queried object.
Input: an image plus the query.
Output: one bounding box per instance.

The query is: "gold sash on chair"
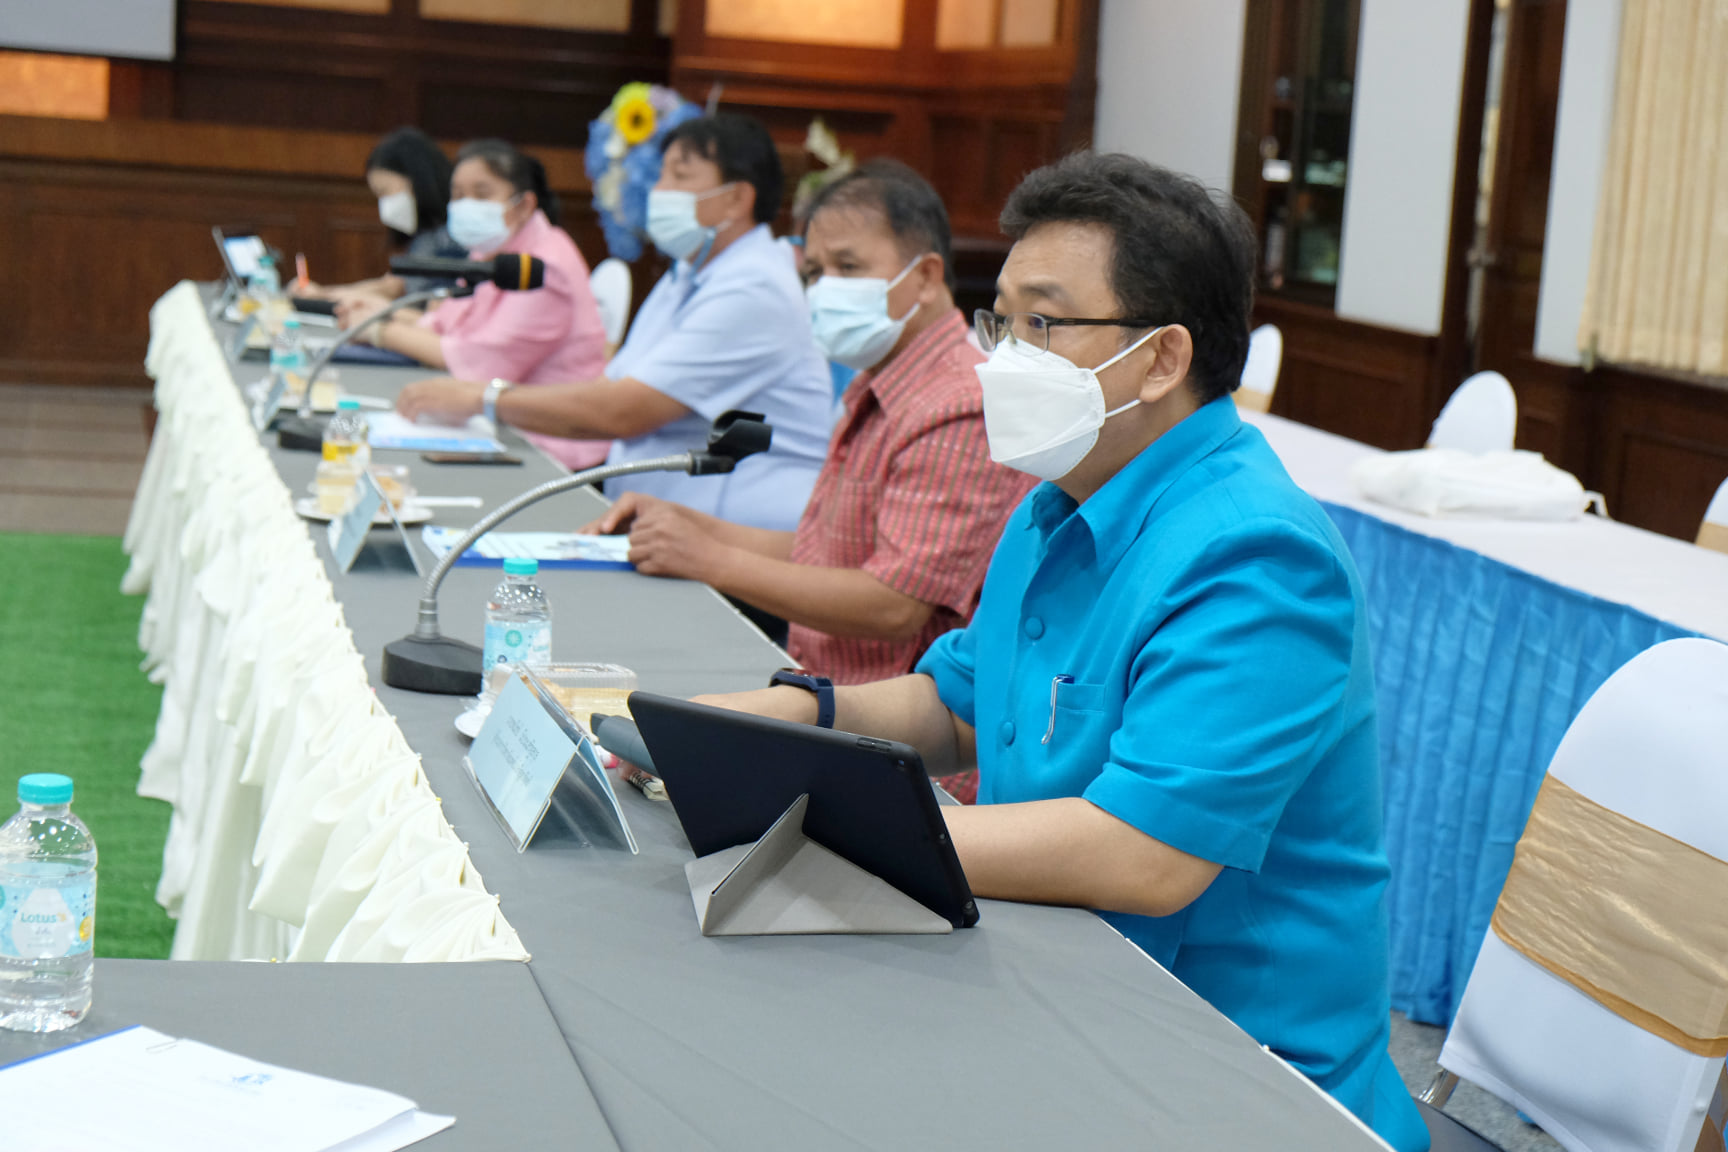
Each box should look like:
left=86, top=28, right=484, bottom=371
left=1696, top=520, right=1728, bottom=556
left=1492, top=775, right=1728, bottom=1058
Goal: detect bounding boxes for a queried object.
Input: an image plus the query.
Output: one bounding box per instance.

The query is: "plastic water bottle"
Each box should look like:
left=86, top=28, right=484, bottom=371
left=271, top=316, right=307, bottom=398
left=245, top=253, right=282, bottom=315
left=316, top=398, right=372, bottom=515
left=484, top=558, right=553, bottom=684
left=0, top=774, right=96, bottom=1032
left=322, top=397, right=371, bottom=468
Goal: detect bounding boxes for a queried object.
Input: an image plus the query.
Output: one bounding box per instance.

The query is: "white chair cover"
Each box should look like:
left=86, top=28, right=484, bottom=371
left=1429, top=370, right=1517, bottom=454
left=590, top=257, right=633, bottom=346
left=1237, top=323, right=1282, bottom=412
left=1440, top=637, right=1728, bottom=1152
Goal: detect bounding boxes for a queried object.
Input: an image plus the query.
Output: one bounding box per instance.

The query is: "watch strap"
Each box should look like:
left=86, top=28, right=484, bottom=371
left=483, top=378, right=513, bottom=427
left=768, top=669, right=836, bottom=729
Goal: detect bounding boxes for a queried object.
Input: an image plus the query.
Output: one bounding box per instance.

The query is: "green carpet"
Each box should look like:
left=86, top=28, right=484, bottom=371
left=0, top=532, right=173, bottom=959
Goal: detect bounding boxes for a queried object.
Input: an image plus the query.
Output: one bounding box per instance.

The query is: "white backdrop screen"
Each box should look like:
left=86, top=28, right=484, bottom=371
left=0, top=1, right=176, bottom=61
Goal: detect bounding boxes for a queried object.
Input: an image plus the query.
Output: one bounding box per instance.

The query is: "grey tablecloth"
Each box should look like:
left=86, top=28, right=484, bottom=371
left=0, top=959, right=617, bottom=1151
left=286, top=351, right=1390, bottom=1152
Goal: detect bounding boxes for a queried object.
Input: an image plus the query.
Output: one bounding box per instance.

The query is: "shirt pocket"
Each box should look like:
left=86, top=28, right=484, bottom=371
left=1039, top=679, right=1115, bottom=775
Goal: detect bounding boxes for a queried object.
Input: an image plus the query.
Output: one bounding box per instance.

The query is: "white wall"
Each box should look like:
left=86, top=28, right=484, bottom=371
left=1334, top=0, right=1474, bottom=336
left=1092, top=0, right=1247, bottom=195
left=1535, top=0, right=1623, bottom=364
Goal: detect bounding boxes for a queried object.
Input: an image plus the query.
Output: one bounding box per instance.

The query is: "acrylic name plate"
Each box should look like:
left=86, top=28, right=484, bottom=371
left=325, top=469, right=422, bottom=576
left=465, top=669, right=637, bottom=854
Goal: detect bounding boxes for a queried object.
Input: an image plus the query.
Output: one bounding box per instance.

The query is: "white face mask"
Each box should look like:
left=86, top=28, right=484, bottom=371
left=646, top=184, right=736, bottom=264
left=805, top=256, right=923, bottom=371
left=378, top=191, right=417, bottom=235
left=975, top=326, right=1162, bottom=482
left=447, top=196, right=516, bottom=252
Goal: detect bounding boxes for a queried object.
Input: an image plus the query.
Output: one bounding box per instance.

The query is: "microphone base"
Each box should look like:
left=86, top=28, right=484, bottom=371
left=382, top=634, right=484, bottom=695
left=276, top=414, right=328, bottom=452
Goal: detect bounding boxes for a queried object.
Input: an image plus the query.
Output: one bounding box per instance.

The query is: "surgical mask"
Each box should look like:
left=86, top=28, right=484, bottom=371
left=646, top=184, right=735, bottom=264
left=447, top=196, right=515, bottom=251
left=975, top=327, right=1162, bottom=481
left=378, top=191, right=417, bottom=235
left=805, top=257, right=924, bottom=371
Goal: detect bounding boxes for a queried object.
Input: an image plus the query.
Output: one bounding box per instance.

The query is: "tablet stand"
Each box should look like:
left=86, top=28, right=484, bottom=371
left=684, top=794, right=953, bottom=936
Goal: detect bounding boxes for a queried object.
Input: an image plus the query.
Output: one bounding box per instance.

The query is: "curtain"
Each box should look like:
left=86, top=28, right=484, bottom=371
left=1578, top=0, right=1728, bottom=376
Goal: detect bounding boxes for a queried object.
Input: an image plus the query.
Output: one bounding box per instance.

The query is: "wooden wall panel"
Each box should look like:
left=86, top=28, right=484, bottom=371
left=1254, top=296, right=1437, bottom=450
left=0, top=115, right=605, bottom=390
left=167, top=0, right=672, bottom=147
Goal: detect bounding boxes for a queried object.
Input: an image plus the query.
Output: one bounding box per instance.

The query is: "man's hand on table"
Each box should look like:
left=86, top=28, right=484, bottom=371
left=582, top=493, right=731, bottom=583
left=333, top=292, right=396, bottom=340
left=397, top=377, right=485, bottom=424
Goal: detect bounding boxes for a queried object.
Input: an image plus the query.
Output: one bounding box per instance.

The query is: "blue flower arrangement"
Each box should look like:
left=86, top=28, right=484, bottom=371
left=585, top=83, right=703, bottom=261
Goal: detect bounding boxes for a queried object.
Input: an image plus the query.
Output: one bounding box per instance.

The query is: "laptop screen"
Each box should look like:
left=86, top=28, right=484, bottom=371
left=221, top=235, right=268, bottom=281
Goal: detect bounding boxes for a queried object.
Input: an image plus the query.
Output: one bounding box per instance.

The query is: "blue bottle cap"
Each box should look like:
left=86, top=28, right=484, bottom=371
left=337, top=398, right=361, bottom=410
left=283, top=317, right=300, bottom=329
left=18, top=774, right=73, bottom=806
left=502, top=557, right=539, bottom=576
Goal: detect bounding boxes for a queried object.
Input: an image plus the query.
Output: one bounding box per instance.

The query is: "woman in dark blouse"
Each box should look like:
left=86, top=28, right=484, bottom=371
left=314, top=127, right=468, bottom=303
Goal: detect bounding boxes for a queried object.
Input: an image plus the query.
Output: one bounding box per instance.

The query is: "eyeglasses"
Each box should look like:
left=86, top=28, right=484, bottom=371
left=973, top=309, right=1162, bottom=354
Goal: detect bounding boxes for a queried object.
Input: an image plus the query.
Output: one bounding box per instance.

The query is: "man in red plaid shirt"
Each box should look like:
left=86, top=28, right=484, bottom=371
left=585, top=162, right=1033, bottom=800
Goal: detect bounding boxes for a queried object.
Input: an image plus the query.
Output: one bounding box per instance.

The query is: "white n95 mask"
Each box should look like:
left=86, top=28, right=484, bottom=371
left=806, top=256, right=923, bottom=371
left=447, top=197, right=513, bottom=252
left=975, top=327, right=1162, bottom=481
left=646, top=184, right=735, bottom=264
left=378, top=191, right=417, bottom=236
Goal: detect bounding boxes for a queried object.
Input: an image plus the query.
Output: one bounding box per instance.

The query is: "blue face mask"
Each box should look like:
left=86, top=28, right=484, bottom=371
left=805, top=256, right=924, bottom=372
left=447, top=196, right=517, bottom=252
left=646, top=184, right=736, bottom=265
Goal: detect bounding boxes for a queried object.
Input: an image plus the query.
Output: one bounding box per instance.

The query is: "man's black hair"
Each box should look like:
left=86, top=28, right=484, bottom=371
left=662, top=113, right=783, bottom=225
left=1000, top=152, right=1257, bottom=403
left=454, top=138, right=561, bottom=227
left=366, top=127, right=454, bottom=236
left=803, top=158, right=955, bottom=290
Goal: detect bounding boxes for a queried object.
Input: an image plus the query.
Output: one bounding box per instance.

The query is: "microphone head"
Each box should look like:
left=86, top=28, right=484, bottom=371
left=490, top=253, right=546, bottom=291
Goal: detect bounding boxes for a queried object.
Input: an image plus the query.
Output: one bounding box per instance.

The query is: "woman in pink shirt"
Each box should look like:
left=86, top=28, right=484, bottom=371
left=337, top=139, right=611, bottom=469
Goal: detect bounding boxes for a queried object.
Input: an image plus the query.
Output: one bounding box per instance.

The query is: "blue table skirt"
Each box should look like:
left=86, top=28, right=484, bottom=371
left=1321, top=503, right=1696, bottom=1025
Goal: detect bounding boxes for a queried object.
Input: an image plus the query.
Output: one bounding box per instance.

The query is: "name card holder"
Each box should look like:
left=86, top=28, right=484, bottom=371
left=251, top=370, right=288, bottom=434
left=465, top=669, right=638, bottom=854
left=684, top=793, right=952, bottom=936
left=226, top=311, right=260, bottom=364
left=326, top=470, right=424, bottom=577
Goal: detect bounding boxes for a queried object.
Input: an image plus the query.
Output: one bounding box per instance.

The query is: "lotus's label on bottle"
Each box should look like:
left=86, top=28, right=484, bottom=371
left=0, top=878, right=94, bottom=959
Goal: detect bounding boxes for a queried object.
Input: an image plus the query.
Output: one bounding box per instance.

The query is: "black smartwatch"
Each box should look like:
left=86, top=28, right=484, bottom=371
left=768, top=668, right=835, bottom=729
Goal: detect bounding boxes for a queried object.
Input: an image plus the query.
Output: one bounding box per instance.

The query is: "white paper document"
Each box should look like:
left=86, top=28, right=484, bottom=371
left=0, top=1025, right=453, bottom=1152
left=366, top=410, right=504, bottom=454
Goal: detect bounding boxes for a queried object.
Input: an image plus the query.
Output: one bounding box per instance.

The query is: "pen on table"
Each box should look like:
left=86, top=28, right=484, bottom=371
left=1042, top=673, right=1074, bottom=745
left=295, top=252, right=310, bottom=292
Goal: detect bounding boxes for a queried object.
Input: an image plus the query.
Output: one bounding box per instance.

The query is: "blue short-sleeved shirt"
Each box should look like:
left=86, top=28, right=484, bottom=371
left=603, top=225, right=835, bottom=531
left=917, top=397, right=1429, bottom=1152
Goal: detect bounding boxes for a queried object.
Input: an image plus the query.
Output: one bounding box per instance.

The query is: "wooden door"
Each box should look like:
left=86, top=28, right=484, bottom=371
left=1468, top=0, right=1593, bottom=474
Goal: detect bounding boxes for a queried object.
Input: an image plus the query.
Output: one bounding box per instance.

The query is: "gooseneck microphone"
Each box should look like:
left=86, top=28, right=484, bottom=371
left=275, top=282, right=472, bottom=451
left=382, top=411, right=775, bottom=695
left=388, top=253, right=547, bottom=291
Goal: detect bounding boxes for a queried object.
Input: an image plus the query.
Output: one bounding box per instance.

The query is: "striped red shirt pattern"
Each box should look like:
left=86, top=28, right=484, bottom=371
left=785, top=309, right=1036, bottom=687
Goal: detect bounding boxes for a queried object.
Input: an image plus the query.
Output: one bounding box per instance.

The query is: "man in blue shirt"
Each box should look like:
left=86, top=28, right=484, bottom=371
left=397, top=114, right=833, bottom=531
left=704, top=152, right=1429, bottom=1150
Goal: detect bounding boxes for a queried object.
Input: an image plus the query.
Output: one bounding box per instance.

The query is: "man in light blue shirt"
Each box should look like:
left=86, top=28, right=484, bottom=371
left=396, top=114, right=833, bottom=532
left=705, top=152, right=1429, bottom=1150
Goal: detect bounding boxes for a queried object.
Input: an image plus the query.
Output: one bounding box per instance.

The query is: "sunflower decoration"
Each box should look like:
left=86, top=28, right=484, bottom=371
left=616, top=95, right=657, bottom=147
left=587, top=82, right=701, bottom=260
